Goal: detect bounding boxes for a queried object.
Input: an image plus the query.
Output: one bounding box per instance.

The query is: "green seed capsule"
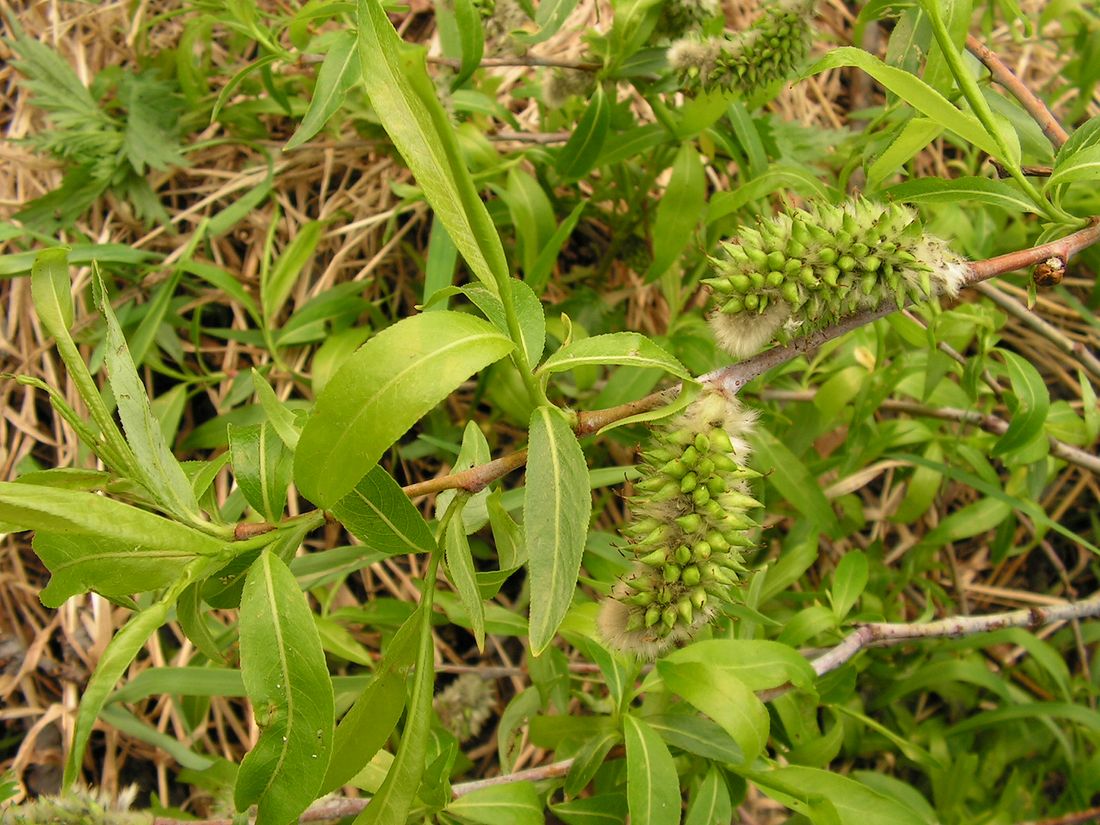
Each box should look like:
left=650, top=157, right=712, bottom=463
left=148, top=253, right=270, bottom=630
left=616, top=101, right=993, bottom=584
left=692, top=540, right=713, bottom=561
left=860, top=273, right=878, bottom=295
left=749, top=271, right=766, bottom=289
left=694, top=432, right=710, bottom=453
left=645, top=606, right=661, bottom=628
left=744, top=294, right=759, bottom=311
left=746, top=247, right=769, bottom=267
left=863, top=255, right=882, bottom=272
left=729, top=274, right=752, bottom=293
left=692, top=486, right=711, bottom=506
left=625, top=590, right=655, bottom=606
left=817, top=247, right=838, bottom=265
left=691, top=586, right=708, bottom=611
left=695, top=457, right=715, bottom=476
left=675, top=544, right=693, bottom=565
left=784, top=257, right=803, bottom=275
left=707, top=476, right=727, bottom=495
left=676, top=513, right=703, bottom=533
left=677, top=598, right=694, bottom=624
left=662, top=605, right=678, bottom=629
left=781, top=280, right=801, bottom=305
left=799, top=267, right=820, bottom=288
left=626, top=611, right=645, bottom=632
left=660, top=459, right=689, bottom=479
left=766, top=270, right=785, bottom=288
left=680, top=472, right=698, bottom=494
left=706, top=531, right=730, bottom=552
left=837, top=255, right=857, bottom=272
left=663, top=564, right=682, bottom=584
left=680, top=446, right=699, bottom=468
left=682, top=565, right=702, bottom=586
left=850, top=242, right=869, bottom=257
left=638, top=549, right=667, bottom=566
left=722, top=297, right=744, bottom=314
left=766, top=250, right=786, bottom=271
left=709, top=428, right=734, bottom=452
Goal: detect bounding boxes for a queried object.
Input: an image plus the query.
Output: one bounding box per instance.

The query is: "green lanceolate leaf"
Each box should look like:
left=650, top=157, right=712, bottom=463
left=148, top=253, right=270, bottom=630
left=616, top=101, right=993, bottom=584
left=445, top=497, right=486, bottom=649
left=647, top=142, right=705, bottom=281
left=806, top=48, right=1002, bottom=160
left=0, top=482, right=225, bottom=555
left=95, top=271, right=203, bottom=523
left=750, top=427, right=841, bottom=538
left=30, top=251, right=137, bottom=479
left=64, top=560, right=210, bottom=786
left=286, top=30, right=359, bottom=151
left=993, top=349, right=1051, bottom=456
left=229, top=422, right=293, bottom=523
left=656, top=659, right=769, bottom=765
left=557, top=84, right=610, bottom=182
left=353, top=554, right=440, bottom=825
left=451, top=0, right=485, bottom=88
left=454, top=281, right=546, bottom=368
left=623, top=714, right=681, bottom=825
left=263, top=220, right=326, bottom=322
left=357, top=0, right=510, bottom=292
left=525, top=405, right=592, bottom=655
left=321, top=610, right=420, bottom=793
left=330, top=465, right=437, bottom=554
left=34, top=531, right=197, bottom=608
left=235, top=550, right=335, bottom=825
left=747, top=766, right=927, bottom=825
left=537, top=332, right=691, bottom=380
left=446, top=782, right=543, bottom=825
left=252, top=368, right=302, bottom=450
left=884, top=176, right=1035, bottom=213
left=294, top=311, right=513, bottom=507
left=684, top=766, right=732, bottom=825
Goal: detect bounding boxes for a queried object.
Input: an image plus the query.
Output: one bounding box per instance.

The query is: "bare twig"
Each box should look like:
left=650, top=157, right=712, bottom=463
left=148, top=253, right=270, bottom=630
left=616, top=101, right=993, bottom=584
left=808, top=591, right=1100, bottom=679
left=965, top=34, right=1070, bottom=149
left=152, top=591, right=1100, bottom=825
left=760, top=391, right=1100, bottom=474
left=989, top=159, right=1054, bottom=178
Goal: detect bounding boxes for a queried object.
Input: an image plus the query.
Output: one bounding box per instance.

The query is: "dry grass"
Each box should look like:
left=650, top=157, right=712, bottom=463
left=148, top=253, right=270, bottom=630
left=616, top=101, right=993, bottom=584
left=0, top=0, right=1097, bottom=817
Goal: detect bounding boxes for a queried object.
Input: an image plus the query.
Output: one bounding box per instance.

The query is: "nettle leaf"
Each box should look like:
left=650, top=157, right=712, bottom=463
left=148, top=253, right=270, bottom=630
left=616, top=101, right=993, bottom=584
left=623, top=714, right=681, bottom=825
left=330, top=465, right=436, bottom=555
left=806, top=48, right=1002, bottom=160
left=883, top=176, right=1035, bottom=213
left=235, top=551, right=335, bottom=825
left=94, top=272, right=202, bottom=522
left=537, top=332, right=691, bottom=380
left=525, top=405, right=592, bottom=655
left=556, top=84, right=610, bottom=182
left=294, top=311, right=513, bottom=507
left=656, top=659, right=769, bottom=765
left=647, top=142, right=705, bottom=282
left=993, top=349, right=1051, bottom=456
left=446, top=782, right=543, bottom=825
left=321, top=610, right=420, bottom=794
left=286, top=30, right=359, bottom=151
left=229, top=422, right=293, bottom=523
left=33, top=531, right=196, bottom=608
left=357, top=0, right=509, bottom=292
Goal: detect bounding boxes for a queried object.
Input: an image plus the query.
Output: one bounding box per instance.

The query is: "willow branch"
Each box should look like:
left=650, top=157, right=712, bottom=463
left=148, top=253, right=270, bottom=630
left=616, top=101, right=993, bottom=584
left=151, top=591, right=1100, bottom=825
left=761, top=391, right=1100, bottom=474
left=403, top=218, right=1100, bottom=498
left=965, top=34, right=1070, bottom=149
left=807, top=590, right=1100, bottom=680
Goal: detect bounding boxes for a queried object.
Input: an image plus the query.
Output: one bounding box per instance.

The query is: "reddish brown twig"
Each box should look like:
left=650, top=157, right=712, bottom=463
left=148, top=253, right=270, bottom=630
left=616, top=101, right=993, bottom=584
left=965, top=34, right=1070, bottom=149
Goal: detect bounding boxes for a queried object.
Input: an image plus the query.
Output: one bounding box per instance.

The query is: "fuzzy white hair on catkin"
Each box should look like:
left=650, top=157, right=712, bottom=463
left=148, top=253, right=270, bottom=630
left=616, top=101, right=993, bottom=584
left=677, top=390, right=758, bottom=459
left=915, top=236, right=970, bottom=297
left=597, top=581, right=716, bottom=661
left=667, top=38, right=721, bottom=75
left=707, top=302, right=790, bottom=359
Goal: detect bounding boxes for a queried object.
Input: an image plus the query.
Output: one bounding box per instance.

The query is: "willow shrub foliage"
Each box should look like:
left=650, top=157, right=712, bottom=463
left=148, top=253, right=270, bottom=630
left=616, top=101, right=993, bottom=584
left=3, top=0, right=1100, bottom=822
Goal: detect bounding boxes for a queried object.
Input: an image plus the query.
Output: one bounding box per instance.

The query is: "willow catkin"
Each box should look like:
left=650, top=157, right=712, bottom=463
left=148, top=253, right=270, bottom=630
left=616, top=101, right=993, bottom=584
left=704, top=198, right=970, bottom=358
left=599, top=390, right=760, bottom=660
